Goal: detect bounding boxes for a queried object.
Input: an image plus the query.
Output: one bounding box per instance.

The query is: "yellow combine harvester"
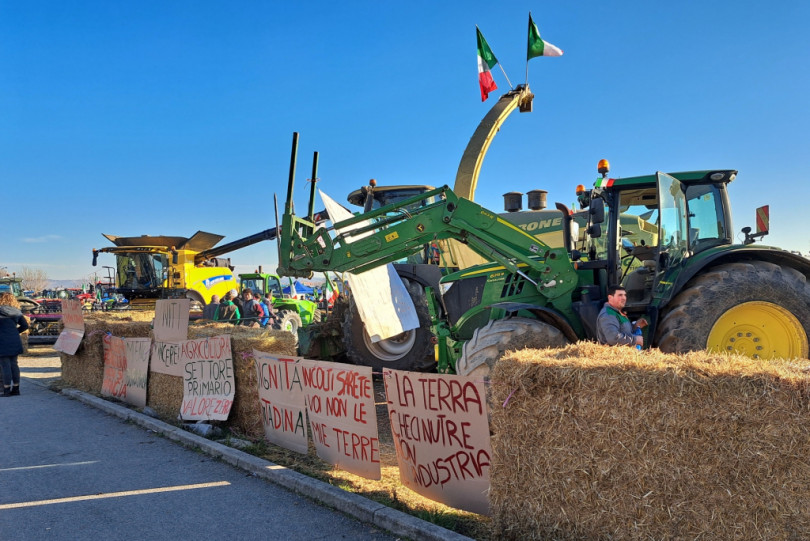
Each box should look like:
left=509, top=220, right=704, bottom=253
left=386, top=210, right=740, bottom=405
left=92, top=231, right=238, bottom=309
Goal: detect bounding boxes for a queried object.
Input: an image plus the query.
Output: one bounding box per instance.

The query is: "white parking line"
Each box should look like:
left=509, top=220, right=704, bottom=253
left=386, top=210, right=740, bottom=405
left=0, top=461, right=98, bottom=472
left=0, top=481, right=231, bottom=510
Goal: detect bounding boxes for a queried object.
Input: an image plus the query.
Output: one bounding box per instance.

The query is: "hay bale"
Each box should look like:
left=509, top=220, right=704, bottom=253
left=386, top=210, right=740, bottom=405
left=60, top=314, right=152, bottom=393
left=188, top=323, right=297, bottom=439
left=59, top=313, right=298, bottom=437
left=489, top=342, right=810, bottom=540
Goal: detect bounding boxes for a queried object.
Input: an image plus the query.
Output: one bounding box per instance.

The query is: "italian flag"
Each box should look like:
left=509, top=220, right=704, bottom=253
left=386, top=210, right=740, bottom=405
left=527, top=13, right=563, bottom=59
left=476, top=27, right=498, bottom=102
left=324, top=273, right=339, bottom=304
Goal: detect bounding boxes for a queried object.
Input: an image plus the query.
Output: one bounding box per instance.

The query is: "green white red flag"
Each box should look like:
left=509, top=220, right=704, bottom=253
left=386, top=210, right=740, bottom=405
left=476, top=27, right=498, bottom=101
left=324, top=273, right=339, bottom=304
left=527, top=13, right=563, bottom=59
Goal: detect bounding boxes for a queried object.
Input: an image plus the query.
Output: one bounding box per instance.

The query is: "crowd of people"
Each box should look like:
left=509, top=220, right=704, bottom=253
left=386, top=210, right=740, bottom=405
left=201, top=288, right=275, bottom=328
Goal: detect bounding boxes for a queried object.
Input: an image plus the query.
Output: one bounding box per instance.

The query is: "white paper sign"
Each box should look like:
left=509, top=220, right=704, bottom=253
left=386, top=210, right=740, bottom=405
left=153, top=298, right=190, bottom=342
left=124, top=337, right=150, bottom=407
left=301, top=360, right=381, bottom=480
left=179, top=335, right=234, bottom=421
left=384, top=369, right=492, bottom=516
left=253, top=350, right=308, bottom=454
left=320, top=190, right=418, bottom=341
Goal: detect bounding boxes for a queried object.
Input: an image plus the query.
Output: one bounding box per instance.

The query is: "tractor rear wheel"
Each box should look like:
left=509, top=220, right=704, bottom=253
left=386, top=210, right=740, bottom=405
left=656, top=262, right=810, bottom=359
left=456, top=317, right=570, bottom=380
left=343, top=278, right=435, bottom=372
left=274, top=310, right=303, bottom=342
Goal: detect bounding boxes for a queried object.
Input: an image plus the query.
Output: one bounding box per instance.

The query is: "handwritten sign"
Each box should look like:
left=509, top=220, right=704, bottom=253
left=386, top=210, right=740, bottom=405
left=180, top=335, right=234, bottom=421
left=101, top=334, right=127, bottom=399
left=253, top=350, right=308, bottom=454
left=124, top=337, right=150, bottom=407
left=153, top=298, right=190, bottom=342
left=301, top=360, right=380, bottom=479
left=53, top=299, right=85, bottom=355
left=150, top=341, right=183, bottom=376
left=383, top=369, right=492, bottom=515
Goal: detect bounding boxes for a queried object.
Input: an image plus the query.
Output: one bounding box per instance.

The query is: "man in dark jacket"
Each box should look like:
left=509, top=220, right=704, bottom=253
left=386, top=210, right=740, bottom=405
left=0, top=293, right=29, bottom=397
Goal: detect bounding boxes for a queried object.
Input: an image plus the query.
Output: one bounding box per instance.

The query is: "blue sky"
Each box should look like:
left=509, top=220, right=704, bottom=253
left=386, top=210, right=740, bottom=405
left=2, top=1, right=809, bottom=281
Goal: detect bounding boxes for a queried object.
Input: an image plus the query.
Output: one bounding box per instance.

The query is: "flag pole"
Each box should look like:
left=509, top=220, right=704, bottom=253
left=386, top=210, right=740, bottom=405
left=499, top=64, right=514, bottom=90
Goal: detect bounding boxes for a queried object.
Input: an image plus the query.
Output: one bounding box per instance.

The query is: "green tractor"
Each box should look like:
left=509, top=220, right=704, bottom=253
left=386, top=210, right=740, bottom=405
left=238, top=271, right=321, bottom=336
left=277, top=133, right=810, bottom=376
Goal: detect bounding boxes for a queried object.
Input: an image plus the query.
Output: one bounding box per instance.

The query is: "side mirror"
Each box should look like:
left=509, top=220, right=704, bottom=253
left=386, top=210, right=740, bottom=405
left=589, top=197, right=605, bottom=224
left=92, top=250, right=98, bottom=267
left=587, top=223, right=602, bottom=238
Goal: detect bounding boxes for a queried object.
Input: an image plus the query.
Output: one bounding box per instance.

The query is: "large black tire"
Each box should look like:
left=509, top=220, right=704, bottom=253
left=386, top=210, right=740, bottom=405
left=274, top=309, right=303, bottom=336
left=343, top=278, right=435, bottom=372
left=455, top=317, right=570, bottom=379
left=311, top=309, right=322, bottom=324
left=656, top=262, right=810, bottom=359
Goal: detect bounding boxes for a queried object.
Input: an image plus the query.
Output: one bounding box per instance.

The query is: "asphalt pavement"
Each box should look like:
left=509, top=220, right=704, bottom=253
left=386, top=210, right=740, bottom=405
left=0, top=351, right=471, bottom=541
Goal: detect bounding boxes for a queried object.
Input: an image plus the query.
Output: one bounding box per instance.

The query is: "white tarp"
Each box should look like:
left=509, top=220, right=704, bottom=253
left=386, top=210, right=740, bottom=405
left=319, top=190, right=418, bottom=341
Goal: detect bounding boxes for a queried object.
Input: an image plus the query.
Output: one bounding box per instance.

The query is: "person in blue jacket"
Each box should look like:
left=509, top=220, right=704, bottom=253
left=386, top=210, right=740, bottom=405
left=0, top=293, right=29, bottom=397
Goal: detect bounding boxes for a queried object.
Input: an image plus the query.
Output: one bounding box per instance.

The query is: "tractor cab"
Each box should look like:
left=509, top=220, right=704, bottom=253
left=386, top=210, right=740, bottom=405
left=580, top=162, right=736, bottom=314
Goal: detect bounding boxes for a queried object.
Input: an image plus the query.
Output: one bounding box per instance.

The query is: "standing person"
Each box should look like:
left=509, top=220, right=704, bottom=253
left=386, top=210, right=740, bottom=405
left=0, top=292, right=29, bottom=397
left=257, top=292, right=273, bottom=327
left=229, top=289, right=243, bottom=319
left=240, top=289, right=262, bottom=327
left=596, top=285, right=646, bottom=347
left=214, top=292, right=240, bottom=323
left=201, top=294, right=219, bottom=320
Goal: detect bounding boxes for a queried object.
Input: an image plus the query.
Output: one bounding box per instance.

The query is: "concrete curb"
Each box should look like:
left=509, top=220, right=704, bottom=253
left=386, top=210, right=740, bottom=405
left=60, top=388, right=473, bottom=541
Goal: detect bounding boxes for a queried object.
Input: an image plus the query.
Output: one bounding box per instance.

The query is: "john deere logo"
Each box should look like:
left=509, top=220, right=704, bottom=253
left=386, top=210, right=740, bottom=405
left=416, top=224, right=425, bottom=232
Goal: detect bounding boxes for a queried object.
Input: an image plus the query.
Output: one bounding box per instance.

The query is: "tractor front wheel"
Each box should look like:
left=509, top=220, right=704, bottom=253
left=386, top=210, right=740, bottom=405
left=656, top=262, right=810, bottom=359
left=455, top=317, right=570, bottom=380
left=343, top=278, right=435, bottom=372
left=274, top=309, right=303, bottom=340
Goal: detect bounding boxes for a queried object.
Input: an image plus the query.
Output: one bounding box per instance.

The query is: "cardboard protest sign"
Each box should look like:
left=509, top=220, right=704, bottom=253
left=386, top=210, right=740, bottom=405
left=301, top=360, right=380, bottom=480
left=153, top=298, right=190, bottom=342
left=101, top=334, right=127, bottom=399
left=53, top=299, right=85, bottom=355
left=253, top=350, right=308, bottom=454
left=123, top=337, right=150, bottom=407
left=180, top=335, right=234, bottom=421
left=149, top=341, right=183, bottom=376
left=383, top=369, right=492, bottom=516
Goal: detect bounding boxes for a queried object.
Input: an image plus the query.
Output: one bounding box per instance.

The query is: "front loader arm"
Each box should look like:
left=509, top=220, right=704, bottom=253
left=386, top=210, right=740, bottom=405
left=277, top=186, right=576, bottom=300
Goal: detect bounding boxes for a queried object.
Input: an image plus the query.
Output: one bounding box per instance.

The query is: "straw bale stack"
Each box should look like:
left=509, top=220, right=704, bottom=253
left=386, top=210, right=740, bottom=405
left=489, top=342, right=810, bottom=540
left=188, top=322, right=297, bottom=438
left=60, top=312, right=153, bottom=393
left=59, top=312, right=298, bottom=437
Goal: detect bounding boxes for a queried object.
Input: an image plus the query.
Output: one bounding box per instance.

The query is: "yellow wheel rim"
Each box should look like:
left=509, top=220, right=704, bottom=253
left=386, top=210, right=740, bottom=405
left=708, top=301, right=808, bottom=359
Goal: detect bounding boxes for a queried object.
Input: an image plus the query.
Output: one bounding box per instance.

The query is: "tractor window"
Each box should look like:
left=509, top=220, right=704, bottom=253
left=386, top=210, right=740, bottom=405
left=266, top=276, right=283, bottom=297
left=241, top=278, right=267, bottom=295
left=657, top=172, right=690, bottom=268
left=117, top=253, right=161, bottom=290
left=685, top=184, right=727, bottom=252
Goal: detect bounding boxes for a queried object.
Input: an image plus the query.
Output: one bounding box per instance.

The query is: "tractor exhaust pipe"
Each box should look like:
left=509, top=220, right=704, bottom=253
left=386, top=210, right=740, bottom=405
left=503, top=192, right=523, bottom=213
left=527, top=190, right=547, bottom=210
